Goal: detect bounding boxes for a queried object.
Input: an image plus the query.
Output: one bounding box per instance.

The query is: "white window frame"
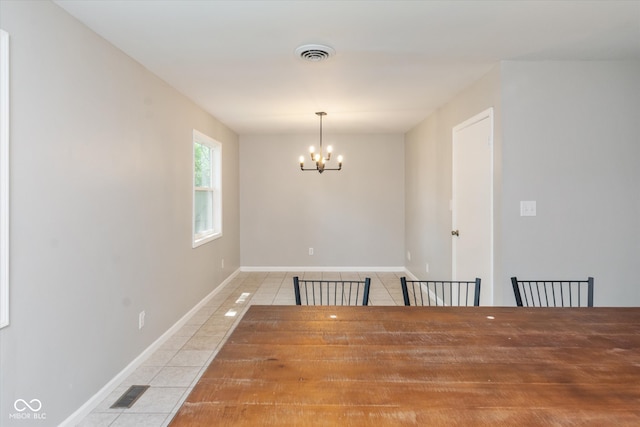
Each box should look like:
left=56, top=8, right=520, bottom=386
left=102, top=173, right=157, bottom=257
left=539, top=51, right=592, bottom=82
left=0, top=30, right=9, bottom=328
left=192, top=130, right=222, bottom=247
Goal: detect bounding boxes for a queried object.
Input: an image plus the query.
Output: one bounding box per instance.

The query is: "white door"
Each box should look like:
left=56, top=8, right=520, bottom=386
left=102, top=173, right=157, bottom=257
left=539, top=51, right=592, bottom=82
left=452, top=108, right=493, bottom=306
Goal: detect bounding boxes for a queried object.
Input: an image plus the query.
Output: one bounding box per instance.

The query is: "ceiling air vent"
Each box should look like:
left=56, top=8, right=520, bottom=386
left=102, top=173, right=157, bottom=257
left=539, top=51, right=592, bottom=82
left=295, top=44, right=335, bottom=62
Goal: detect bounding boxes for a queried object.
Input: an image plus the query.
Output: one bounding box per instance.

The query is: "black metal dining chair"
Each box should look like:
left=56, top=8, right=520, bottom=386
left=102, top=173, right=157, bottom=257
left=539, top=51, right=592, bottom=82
left=293, top=276, right=371, bottom=306
left=400, top=277, right=481, bottom=306
left=511, top=277, right=594, bottom=307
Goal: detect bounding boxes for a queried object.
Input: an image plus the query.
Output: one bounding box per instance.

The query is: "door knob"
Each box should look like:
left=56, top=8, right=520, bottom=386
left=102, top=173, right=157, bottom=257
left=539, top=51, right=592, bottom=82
left=451, top=230, right=459, bottom=236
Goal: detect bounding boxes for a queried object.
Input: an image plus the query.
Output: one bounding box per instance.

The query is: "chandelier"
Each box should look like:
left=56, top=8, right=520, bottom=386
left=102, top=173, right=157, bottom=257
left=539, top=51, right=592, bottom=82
left=299, top=112, right=343, bottom=173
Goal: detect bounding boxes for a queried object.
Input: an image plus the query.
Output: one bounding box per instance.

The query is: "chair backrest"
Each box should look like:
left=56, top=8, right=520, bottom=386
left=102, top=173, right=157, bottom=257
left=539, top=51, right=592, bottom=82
left=293, top=276, right=371, bottom=306
left=400, top=277, right=481, bottom=306
left=511, top=277, right=594, bottom=307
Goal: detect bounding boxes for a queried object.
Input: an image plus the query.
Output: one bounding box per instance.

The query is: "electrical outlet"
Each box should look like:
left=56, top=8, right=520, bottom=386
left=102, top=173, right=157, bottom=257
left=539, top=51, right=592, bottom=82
left=426, top=263, right=430, bottom=273
left=138, top=311, right=145, bottom=330
left=309, top=247, right=314, bottom=256
left=407, top=251, right=411, bottom=261
left=221, top=258, right=224, bottom=268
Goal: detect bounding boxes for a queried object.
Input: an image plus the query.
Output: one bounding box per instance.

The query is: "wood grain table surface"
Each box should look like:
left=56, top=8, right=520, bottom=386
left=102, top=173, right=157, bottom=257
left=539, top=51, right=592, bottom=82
left=169, top=305, right=640, bottom=426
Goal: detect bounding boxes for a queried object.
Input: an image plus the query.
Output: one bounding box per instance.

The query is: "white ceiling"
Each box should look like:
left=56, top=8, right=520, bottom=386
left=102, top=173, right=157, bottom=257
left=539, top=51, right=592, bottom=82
left=54, top=0, right=640, bottom=135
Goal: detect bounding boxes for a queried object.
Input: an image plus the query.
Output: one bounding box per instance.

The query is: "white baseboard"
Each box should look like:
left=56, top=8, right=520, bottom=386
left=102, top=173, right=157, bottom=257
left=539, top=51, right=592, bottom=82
left=240, top=266, right=406, bottom=273
left=59, top=268, right=241, bottom=427
left=402, top=269, right=420, bottom=280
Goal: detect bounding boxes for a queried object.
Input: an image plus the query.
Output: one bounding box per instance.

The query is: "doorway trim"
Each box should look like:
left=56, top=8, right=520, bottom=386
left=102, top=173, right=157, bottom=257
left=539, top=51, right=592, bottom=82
left=1, top=30, right=9, bottom=328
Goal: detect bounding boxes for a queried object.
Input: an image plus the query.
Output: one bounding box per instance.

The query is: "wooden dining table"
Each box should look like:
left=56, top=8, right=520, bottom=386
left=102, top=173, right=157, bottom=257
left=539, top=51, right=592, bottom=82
left=169, top=305, right=640, bottom=426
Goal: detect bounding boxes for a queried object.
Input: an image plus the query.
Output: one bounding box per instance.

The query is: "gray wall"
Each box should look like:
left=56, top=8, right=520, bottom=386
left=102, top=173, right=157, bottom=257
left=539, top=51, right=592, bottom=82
left=0, top=2, right=240, bottom=425
left=500, top=60, right=640, bottom=306
left=240, top=134, right=404, bottom=268
left=405, top=61, right=640, bottom=307
left=404, top=67, right=502, bottom=286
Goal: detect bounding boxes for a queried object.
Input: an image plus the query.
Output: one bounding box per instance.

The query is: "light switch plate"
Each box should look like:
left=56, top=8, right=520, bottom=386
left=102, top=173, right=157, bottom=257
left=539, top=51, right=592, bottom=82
left=520, top=201, right=536, bottom=217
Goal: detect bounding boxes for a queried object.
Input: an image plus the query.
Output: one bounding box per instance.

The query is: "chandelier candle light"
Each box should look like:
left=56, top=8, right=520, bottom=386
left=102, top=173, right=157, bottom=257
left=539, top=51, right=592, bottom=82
left=299, top=112, right=343, bottom=173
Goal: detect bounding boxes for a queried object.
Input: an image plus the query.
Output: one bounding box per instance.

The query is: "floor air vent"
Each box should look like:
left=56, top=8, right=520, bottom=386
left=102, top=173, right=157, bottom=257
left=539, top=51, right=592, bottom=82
left=110, top=385, right=150, bottom=408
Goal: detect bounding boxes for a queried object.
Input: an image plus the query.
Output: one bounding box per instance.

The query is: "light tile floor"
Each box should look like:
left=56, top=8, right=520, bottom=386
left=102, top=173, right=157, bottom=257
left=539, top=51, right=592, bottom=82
left=76, top=271, right=406, bottom=427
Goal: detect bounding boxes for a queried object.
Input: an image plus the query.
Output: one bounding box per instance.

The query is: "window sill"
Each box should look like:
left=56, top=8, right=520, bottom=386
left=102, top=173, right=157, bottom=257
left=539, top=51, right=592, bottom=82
left=193, top=231, right=223, bottom=248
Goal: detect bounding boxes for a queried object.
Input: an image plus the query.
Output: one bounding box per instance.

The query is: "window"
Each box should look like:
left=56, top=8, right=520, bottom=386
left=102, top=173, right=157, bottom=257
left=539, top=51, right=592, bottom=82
left=193, top=130, right=222, bottom=247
